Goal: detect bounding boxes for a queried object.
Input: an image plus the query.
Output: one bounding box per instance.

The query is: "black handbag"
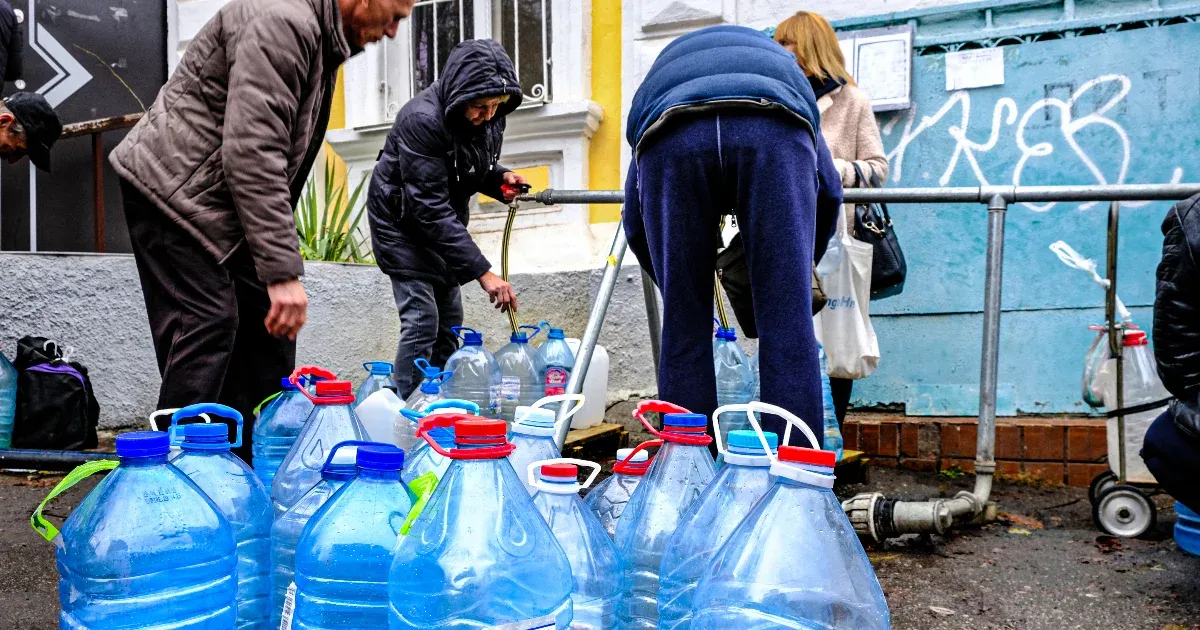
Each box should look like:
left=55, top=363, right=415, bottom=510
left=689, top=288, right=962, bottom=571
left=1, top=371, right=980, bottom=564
left=851, top=163, right=906, bottom=300
left=12, top=337, right=100, bottom=450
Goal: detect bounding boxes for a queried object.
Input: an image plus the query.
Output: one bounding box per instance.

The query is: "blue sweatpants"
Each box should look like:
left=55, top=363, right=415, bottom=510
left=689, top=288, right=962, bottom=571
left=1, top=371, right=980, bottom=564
left=623, top=110, right=842, bottom=442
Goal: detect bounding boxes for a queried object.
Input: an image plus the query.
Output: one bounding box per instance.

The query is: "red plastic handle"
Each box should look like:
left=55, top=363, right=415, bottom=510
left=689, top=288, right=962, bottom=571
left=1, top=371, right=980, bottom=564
left=417, top=414, right=515, bottom=460
left=290, top=365, right=337, bottom=402
left=613, top=439, right=660, bottom=475
left=633, top=400, right=712, bottom=446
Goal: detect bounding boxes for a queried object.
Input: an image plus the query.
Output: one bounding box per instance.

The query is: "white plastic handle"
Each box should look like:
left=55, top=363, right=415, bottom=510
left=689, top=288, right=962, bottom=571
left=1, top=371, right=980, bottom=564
left=530, top=394, right=586, bottom=428
left=745, top=401, right=820, bottom=464
left=712, top=403, right=755, bottom=457
left=525, top=457, right=602, bottom=491
left=148, top=408, right=210, bottom=432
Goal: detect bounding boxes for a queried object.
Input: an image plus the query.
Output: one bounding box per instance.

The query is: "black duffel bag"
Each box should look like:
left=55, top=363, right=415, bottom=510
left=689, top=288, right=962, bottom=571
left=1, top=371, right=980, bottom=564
left=12, top=337, right=99, bottom=450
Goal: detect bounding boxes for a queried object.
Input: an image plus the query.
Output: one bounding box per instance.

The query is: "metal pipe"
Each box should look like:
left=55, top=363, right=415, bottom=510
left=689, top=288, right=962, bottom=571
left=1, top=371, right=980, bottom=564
left=0, top=449, right=117, bottom=471
left=1106, top=201, right=1127, bottom=484
left=642, top=268, right=663, bottom=378
left=972, top=193, right=1008, bottom=500
left=554, top=226, right=628, bottom=450
left=92, top=133, right=105, bottom=253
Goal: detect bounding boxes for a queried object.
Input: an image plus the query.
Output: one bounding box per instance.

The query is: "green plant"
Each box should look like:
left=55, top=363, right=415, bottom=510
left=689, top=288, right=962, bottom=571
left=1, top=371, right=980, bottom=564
left=938, top=466, right=965, bottom=480
left=294, top=160, right=373, bottom=263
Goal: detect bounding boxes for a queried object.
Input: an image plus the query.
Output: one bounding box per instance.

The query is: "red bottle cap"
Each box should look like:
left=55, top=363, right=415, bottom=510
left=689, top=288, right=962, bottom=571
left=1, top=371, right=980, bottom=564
left=312, top=380, right=355, bottom=405
left=1123, top=330, right=1149, bottom=347
left=540, top=463, right=578, bottom=478
left=777, top=446, right=836, bottom=468
left=454, top=418, right=508, bottom=446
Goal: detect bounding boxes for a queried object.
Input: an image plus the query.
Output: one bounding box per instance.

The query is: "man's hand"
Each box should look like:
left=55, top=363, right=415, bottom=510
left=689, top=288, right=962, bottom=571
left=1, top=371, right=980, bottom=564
left=265, top=279, right=308, bottom=340
left=478, top=271, right=517, bottom=312
left=501, top=171, right=529, bottom=201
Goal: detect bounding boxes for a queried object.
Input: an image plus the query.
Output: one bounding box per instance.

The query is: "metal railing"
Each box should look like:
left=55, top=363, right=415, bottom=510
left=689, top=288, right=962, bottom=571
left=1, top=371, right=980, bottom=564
left=524, top=182, right=1200, bottom=539
left=60, top=112, right=144, bottom=253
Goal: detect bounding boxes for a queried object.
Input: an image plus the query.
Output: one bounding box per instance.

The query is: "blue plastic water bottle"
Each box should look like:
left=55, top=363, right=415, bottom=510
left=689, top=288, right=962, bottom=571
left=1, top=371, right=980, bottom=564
left=291, top=444, right=415, bottom=629
left=819, top=344, right=844, bottom=461
left=46, top=431, right=238, bottom=628
left=358, top=361, right=395, bottom=403
left=615, top=402, right=717, bottom=630
left=584, top=446, right=652, bottom=538
left=507, top=395, right=585, bottom=494
left=0, top=347, right=16, bottom=448
left=538, top=321, right=576, bottom=396
left=528, top=458, right=623, bottom=630
left=691, top=402, right=890, bottom=629
left=494, top=325, right=547, bottom=424
left=441, top=327, right=503, bottom=415
left=272, top=368, right=368, bottom=517
left=657, top=407, right=779, bottom=629
left=713, top=324, right=754, bottom=444
left=170, top=405, right=272, bottom=629
left=404, top=359, right=451, bottom=412
left=399, top=399, right=479, bottom=484
left=252, top=376, right=315, bottom=488
left=1175, top=501, right=1200, bottom=556
left=389, top=414, right=574, bottom=628
left=270, top=441, right=367, bottom=629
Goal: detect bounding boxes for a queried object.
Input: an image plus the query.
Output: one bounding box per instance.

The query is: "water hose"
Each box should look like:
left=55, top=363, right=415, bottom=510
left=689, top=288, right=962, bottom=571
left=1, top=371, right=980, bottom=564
left=499, top=183, right=531, bottom=334
left=714, top=218, right=731, bottom=328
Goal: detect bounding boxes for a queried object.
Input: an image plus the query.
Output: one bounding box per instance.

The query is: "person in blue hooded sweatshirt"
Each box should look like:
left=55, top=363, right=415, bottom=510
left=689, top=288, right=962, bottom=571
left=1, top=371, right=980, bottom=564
left=624, top=25, right=843, bottom=442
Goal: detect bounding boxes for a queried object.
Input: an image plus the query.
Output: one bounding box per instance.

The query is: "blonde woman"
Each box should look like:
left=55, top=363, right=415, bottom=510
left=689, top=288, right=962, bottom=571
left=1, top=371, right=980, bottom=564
left=776, top=11, right=890, bottom=426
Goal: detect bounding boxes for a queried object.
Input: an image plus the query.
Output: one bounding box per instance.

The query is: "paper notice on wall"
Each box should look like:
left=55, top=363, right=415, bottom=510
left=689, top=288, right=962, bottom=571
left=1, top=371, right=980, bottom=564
left=944, top=48, right=1005, bottom=91
left=855, top=39, right=910, bottom=102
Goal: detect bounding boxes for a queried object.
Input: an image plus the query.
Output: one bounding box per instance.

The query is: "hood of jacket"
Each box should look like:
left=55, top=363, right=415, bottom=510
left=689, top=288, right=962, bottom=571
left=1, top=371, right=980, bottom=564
left=437, top=39, right=523, bottom=127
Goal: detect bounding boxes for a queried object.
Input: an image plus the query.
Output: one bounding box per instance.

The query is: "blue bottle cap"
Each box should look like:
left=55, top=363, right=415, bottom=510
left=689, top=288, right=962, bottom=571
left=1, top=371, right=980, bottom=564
left=357, top=444, right=405, bottom=471
left=715, top=327, right=738, bottom=341
left=180, top=423, right=232, bottom=451
left=420, top=380, right=441, bottom=394
left=663, top=413, right=707, bottom=429
left=548, top=328, right=565, bottom=340
left=116, top=431, right=170, bottom=458
left=364, top=361, right=393, bottom=375
left=727, top=429, right=778, bottom=454
left=456, top=327, right=484, bottom=346
left=510, top=331, right=529, bottom=343
left=280, top=377, right=298, bottom=390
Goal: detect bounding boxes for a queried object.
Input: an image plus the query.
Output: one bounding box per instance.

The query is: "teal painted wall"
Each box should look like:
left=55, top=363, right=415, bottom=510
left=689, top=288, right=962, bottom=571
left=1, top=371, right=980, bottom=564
left=842, top=10, right=1199, bottom=415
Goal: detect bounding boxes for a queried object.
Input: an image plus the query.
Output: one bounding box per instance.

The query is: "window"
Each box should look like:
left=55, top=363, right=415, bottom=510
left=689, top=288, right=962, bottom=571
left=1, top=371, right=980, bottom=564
left=408, top=0, right=552, bottom=104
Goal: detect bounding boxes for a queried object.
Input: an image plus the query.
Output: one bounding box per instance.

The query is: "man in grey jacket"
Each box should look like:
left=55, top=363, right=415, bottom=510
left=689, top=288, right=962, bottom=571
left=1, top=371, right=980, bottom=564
left=111, top=0, right=415, bottom=460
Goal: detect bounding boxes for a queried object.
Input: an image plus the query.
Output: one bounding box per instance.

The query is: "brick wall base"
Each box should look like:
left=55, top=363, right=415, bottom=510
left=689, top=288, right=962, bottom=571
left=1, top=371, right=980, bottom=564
left=844, top=414, right=1110, bottom=487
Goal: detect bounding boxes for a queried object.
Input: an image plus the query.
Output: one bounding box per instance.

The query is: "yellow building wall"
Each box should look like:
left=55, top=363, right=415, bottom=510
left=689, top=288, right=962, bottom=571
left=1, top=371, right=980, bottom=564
left=588, top=0, right=622, bottom=224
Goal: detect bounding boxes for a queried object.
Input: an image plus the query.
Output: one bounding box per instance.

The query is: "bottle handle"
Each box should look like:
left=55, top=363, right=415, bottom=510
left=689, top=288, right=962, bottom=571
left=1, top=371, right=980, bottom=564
left=525, top=457, right=602, bottom=491
left=148, top=408, right=211, bottom=446
left=172, top=403, right=244, bottom=449
left=745, top=400, right=820, bottom=463
left=612, top=439, right=662, bottom=474
left=711, top=403, right=755, bottom=457
left=400, top=408, right=424, bottom=422
left=529, top=394, right=586, bottom=430
left=319, top=440, right=379, bottom=474
left=252, top=391, right=282, bottom=416
left=424, top=399, right=480, bottom=415
left=520, top=324, right=543, bottom=342
left=31, top=459, right=119, bottom=543
left=290, top=365, right=337, bottom=402
left=633, top=399, right=711, bottom=446
left=451, top=326, right=477, bottom=342
left=417, top=414, right=514, bottom=460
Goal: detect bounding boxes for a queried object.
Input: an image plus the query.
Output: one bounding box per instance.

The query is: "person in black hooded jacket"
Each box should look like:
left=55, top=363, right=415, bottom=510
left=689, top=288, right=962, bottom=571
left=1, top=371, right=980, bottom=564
left=1141, top=192, right=1200, bottom=512
left=367, top=39, right=526, bottom=396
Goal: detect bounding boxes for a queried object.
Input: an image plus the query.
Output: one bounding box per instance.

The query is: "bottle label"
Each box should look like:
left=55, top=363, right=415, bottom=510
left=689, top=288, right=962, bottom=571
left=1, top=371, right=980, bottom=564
left=487, top=612, right=558, bottom=629
left=543, top=367, right=569, bottom=396
left=501, top=376, right=521, bottom=401
left=488, top=384, right=503, bottom=414
left=280, top=582, right=297, bottom=630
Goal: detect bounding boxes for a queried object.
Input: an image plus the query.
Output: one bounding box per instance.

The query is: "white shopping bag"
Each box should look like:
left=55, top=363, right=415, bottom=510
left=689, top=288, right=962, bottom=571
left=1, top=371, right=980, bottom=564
left=813, top=208, right=880, bottom=380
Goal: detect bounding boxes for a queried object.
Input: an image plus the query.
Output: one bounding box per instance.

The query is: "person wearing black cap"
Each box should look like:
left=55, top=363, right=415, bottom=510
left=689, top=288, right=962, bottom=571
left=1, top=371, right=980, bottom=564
left=0, top=92, right=63, bottom=171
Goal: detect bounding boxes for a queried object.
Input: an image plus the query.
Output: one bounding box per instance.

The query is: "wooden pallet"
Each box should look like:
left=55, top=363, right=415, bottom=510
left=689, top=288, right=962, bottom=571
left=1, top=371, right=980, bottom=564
left=563, top=423, right=628, bottom=461
left=835, top=449, right=870, bottom=487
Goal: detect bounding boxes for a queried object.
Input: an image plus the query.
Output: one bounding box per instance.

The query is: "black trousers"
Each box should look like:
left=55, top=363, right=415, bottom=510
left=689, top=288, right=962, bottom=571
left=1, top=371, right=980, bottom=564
left=121, top=179, right=296, bottom=462
left=389, top=275, right=463, bottom=398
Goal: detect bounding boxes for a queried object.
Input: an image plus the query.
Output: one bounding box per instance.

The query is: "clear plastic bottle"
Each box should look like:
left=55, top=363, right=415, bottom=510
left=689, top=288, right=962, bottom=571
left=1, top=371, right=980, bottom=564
left=506, top=396, right=584, bottom=495
left=389, top=415, right=574, bottom=628
left=357, top=361, right=395, bottom=403
left=538, top=321, right=576, bottom=396
left=658, top=423, right=779, bottom=629
left=713, top=326, right=754, bottom=444
left=0, top=347, right=16, bottom=448
left=404, top=358, right=451, bottom=412
left=584, top=446, right=652, bottom=538
left=495, top=325, right=547, bottom=424
left=441, top=326, right=503, bottom=416
left=271, top=376, right=368, bottom=517
left=1102, top=329, right=1173, bottom=483
left=400, top=399, right=479, bottom=484
left=819, top=345, right=843, bottom=461
left=615, top=404, right=717, bottom=630
left=293, top=444, right=414, bottom=629
left=55, top=432, right=238, bottom=627
left=252, top=376, right=316, bottom=489
left=691, top=403, right=889, bottom=630
left=170, top=405, right=272, bottom=629
left=529, top=459, right=623, bottom=630
left=270, top=441, right=365, bottom=629
left=749, top=350, right=760, bottom=402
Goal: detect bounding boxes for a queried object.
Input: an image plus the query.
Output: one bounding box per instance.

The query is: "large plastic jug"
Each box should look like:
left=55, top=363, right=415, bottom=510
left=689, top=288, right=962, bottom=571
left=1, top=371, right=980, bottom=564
left=691, top=401, right=890, bottom=629
left=170, top=405, right=272, bottom=629
left=615, top=402, right=717, bottom=630
left=565, top=339, right=610, bottom=430
left=713, top=324, right=754, bottom=444
left=270, top=441, right=366, bottom=629
left=405, top=358, right=451, bottom=412
left=1101, top=329, right=1171, bottom=484
left=39, top=431, right=238, bottom=628
left=528, top=458, right=622, bottom=630
left=584, top=446, right=652, bottom=537
left=538, top=321, right=576, bottom=396
left=495, top=324, right=547, bottom=423
left=389, top=414, right=574, bottom=628
left=252, top=374, right=317, bottom=488
left=658, top=406, right=779, bottom=629
left=358, top=361, right=395, bottom=403
left=441, top=326, right=503, bottom=415
left=290, top=444, right=415, bottom=629
left=148, top=406, right=212, bottom=460
left=507, top=395, right=585, bottom=494
left=819, top=344, right=843, bottom=461
left=272, top=367, right=368, bottom=517
left=749, top=350, right=760, bottom=402
left=0, top=347, right=17, bottom=448
left=400, top=399, right=479, bottom=484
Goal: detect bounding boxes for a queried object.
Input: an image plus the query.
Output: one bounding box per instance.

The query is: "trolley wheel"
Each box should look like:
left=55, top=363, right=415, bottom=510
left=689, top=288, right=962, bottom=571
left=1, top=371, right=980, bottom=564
left=1088, top=470, right=1117, bottom=505
left=1093, top=485, right=1157, bottom=538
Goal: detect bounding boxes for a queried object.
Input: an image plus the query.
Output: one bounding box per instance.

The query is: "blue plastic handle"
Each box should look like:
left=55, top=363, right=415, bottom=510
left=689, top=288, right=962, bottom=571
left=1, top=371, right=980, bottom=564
left=320, top=440, right=382, bottom=474
left=424, top=399, right=480, bottom=415
left=520, top=324, right=543, bottom=342
left=363, top=361, right=393, bottom=375
left=400, top=408, right=425, bottom=421
left=413, top=358, right=443, bottom=379
left=171, top=403, right=244, bottom=449
left=451, top=326, right=477, bottom=340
